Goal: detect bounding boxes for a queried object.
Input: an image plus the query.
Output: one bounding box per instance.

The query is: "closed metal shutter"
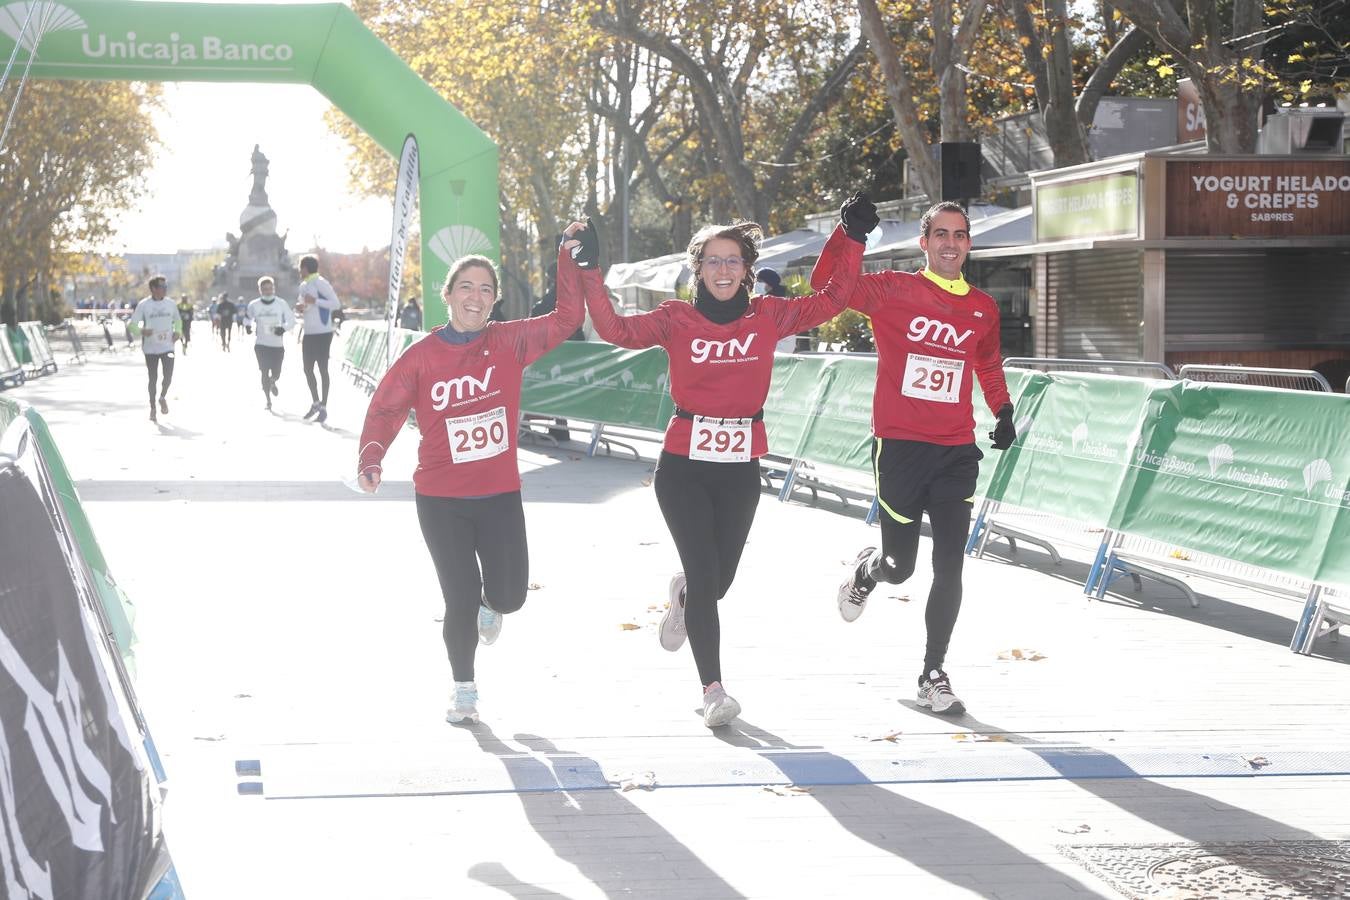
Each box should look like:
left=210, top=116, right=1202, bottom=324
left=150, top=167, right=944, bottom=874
left=1045, top=248, right=1143, bottom=360
left=1166, top=249, right=1350, bottom=350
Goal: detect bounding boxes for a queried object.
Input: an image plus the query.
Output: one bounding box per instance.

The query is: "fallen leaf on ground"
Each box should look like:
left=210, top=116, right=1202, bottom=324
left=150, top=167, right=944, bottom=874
left=193, top=735, right=226, bottom=742
left=763, top=784, right=813, bottom=796
left=953, top=733, right=1009, bottom=742
left=890, top=595, right=911, bottom=602
left=997, top=648, right=1047, bottom=661
left=869, top=731, right=903, bottom=743
left=1169, top=549, right=1192, bottom=560
left=618, top=771, right=656, bottom=792
left=1243, top=755, right=1271, bottom=769
left=233, top=693, right=252, bottom=699
left=640, top=478, right=652, bottom=486
left=619, top=623, right=641, bottom=631
left=647, top=605, right=659, bottom=611
left=567, top=455, right=582, bottom=461
left=1056, top=824, right=1092, bottom=834
left=528, top=583, right=543, bottom=590
left=638, top=541, right=658, bottom=546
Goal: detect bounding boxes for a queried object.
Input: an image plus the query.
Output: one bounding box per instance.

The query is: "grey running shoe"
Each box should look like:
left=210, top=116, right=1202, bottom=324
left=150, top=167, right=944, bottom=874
left=837, top=547, right=876, bottom=623
left=478, top=604, right=502, bottom=645
left=304, top=402, right=320, bottom=420
left=446, top=681, right=479, bottom=723
left=659, top=572, right=687, bottom=652
left=315, top=404, right=328, bottom=424
left=917, top=668, right=965, bottom=715
left=159, top=397, right=169, bottom=414
left=702, top=681, right=741, bottom=728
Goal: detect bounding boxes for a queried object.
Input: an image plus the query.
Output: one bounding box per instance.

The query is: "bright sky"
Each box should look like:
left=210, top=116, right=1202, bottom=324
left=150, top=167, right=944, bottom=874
left=103, top=81, right=391, bottom=254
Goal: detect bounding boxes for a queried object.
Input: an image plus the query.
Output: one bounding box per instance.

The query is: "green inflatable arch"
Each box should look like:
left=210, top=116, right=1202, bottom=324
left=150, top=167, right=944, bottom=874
left=1, top=0, right=498, bottom=328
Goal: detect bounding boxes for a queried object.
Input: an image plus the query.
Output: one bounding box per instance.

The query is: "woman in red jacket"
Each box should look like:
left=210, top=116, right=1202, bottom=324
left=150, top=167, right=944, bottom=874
left=355, top=226, right=590, bottom=724
left=573, top=197, right=874, bottom=727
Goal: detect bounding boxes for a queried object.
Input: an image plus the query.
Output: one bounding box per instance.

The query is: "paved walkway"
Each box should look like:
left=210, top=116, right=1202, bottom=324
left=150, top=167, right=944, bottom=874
left=10, top=328, right=1350, bottom=899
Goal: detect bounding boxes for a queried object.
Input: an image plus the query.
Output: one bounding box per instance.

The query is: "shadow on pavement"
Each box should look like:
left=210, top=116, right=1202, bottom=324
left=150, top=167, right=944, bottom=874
left=466, top=726, right=746, bottom=900
left=720, top=720, right=1087, bottom=896
left=899, top=703, right=1329, bottom=894
left=978, top=546, right=1350, bottom=664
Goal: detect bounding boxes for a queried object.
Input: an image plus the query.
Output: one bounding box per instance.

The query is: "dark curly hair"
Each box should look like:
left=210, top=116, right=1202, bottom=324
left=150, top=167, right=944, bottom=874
left=687, top=221, right=763, bottom=293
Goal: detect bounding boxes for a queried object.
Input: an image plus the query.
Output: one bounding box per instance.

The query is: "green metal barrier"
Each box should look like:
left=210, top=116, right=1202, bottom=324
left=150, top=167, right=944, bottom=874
left=20, top=322, right=58, bottom=376
left=0, top=324, right=25, bottom=387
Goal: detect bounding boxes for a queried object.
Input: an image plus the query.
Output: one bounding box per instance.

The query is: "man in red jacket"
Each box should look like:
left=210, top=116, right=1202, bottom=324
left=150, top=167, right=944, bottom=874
left=811, top=199, right=1015, bottom=716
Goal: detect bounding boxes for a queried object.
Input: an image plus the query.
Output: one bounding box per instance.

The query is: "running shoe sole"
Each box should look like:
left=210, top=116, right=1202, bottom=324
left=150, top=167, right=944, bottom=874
left=703, top=695, right=741, bottom=728
left=659, top=572, right=687, bottom=652
left=445, top=708, right=479, bottom=724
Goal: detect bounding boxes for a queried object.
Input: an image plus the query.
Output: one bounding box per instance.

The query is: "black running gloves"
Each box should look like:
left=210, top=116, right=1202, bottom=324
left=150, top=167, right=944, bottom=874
left=273, top=325, right=286, bottom=336
left=567, top=217, right=601, bottom=270
left=990, top=403, right=1016, bottom=450
left=840, top=192, right=880, bottom=244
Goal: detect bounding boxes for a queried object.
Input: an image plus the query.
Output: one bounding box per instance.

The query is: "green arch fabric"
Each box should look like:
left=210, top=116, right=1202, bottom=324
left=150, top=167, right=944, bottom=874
left=2, top=0, right=498, bottom=327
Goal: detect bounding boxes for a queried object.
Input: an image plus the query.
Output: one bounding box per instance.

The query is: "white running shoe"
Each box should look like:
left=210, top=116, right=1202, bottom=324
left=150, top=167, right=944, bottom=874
left=837, top=547, right=876, bottom=622
left=478, top=605, right=502, bottom=645
left=917, top=668, right=965, bottom=715
left=659, top=572, right=687, bottom=652
left=446, top=680, right=479, bottom=723
left=702, top=681, right=741, bottom=728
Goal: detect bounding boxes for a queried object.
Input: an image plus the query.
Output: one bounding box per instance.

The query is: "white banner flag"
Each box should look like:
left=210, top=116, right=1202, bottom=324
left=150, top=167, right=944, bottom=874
left=387, top=133, right=420, bottom=367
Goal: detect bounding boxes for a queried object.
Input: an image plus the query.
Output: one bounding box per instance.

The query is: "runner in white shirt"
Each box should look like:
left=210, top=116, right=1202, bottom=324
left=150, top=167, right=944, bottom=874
left=295, top=253, right=341, bottom=423
left=128, top=275, right=183, bottom=422
left=246, top=276, right=296, bottom=411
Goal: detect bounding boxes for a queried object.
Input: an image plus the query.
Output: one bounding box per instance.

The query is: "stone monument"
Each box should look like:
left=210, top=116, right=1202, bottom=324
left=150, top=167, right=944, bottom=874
left=213, top=145, right=300, bottom=303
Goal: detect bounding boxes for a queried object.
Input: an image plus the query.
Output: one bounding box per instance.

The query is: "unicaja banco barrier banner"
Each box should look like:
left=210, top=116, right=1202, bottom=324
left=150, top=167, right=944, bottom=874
left=1, top=1, right=499, bottom=328
left=1109, top=383, right=1350, bottom=586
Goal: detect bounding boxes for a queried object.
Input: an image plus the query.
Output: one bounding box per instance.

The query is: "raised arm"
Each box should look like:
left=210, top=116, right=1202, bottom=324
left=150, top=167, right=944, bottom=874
left=513, top=231, right=589, bottom=366
left=808, top=192, right=890, bottom=315
left=765, top=224, right=862, bottom=337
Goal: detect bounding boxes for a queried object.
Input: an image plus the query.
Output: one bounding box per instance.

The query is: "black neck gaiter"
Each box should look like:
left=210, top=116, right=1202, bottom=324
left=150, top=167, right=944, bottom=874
left=694, top=281, right=749, bottom=324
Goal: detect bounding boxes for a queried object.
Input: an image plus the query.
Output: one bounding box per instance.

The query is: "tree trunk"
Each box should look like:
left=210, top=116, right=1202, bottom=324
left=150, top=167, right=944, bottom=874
left=857, top=0, right=942, bottom=199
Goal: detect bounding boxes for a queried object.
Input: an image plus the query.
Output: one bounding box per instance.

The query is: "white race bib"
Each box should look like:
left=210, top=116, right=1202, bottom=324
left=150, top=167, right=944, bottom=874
left=446, top=406, right=510, bottom=464
left=689, top=416, right=752, bottom=462
left=901, top=353, right=963, bottom=404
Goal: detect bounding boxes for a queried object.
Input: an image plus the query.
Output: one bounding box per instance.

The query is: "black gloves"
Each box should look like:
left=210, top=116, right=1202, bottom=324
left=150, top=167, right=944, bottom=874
left=273, top=325, right=286, bottom=336
left=840, top=192, right=880, bottom=244
left=565, top=218, right=600, bottom=270
left=245, top=325, right=253, bottom=335
left=990, top=403, right=1015, bottom=450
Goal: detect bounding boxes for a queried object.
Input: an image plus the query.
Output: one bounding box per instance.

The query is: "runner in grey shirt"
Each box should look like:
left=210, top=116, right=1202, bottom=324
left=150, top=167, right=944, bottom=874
left=247, top=276, right=296, bottom=411
left=128, top=275, right=183, bottom=422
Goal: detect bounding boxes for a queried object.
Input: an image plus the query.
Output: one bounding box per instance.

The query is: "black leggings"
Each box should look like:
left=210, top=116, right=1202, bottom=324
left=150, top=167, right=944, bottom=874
left=144, top=352, right=174, bottom=404
left=865, top=439, right=981, bottom=675
left=653, top=451, right=761, bottom=687
left=255, top=345, right=283, bottom=395
left=302, top=332, right=334, bottom=405
left=219, top=318, right=233, bottom=349
left=416, top=492, right=529, bottom=682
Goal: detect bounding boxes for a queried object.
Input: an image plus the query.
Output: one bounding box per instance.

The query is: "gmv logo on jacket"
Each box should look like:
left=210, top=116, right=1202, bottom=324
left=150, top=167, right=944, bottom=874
left=431, top=366, right=494, bottom=410
left=690, top=335, right=755, bottom=364
left=908, top=315, right=973, bottom=348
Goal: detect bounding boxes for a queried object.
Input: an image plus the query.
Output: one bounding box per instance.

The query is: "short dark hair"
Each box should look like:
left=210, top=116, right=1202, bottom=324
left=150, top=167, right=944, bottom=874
left=687, top=221, right=762, bottom=292
left=300, top=254, right=319, bottom=275
left=147, top=276, right=167, bottom=290
left=920, top=201, right=970, bottom=237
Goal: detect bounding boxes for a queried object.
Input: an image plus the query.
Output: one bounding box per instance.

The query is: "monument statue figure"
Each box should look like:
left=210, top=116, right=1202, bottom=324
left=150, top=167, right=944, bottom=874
left=249, top=144, right=270, bottom=207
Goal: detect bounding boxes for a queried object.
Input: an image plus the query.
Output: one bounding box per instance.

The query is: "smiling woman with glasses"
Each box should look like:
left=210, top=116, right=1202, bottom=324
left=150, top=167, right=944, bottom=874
left=574, top=197, right=876, bottom=729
